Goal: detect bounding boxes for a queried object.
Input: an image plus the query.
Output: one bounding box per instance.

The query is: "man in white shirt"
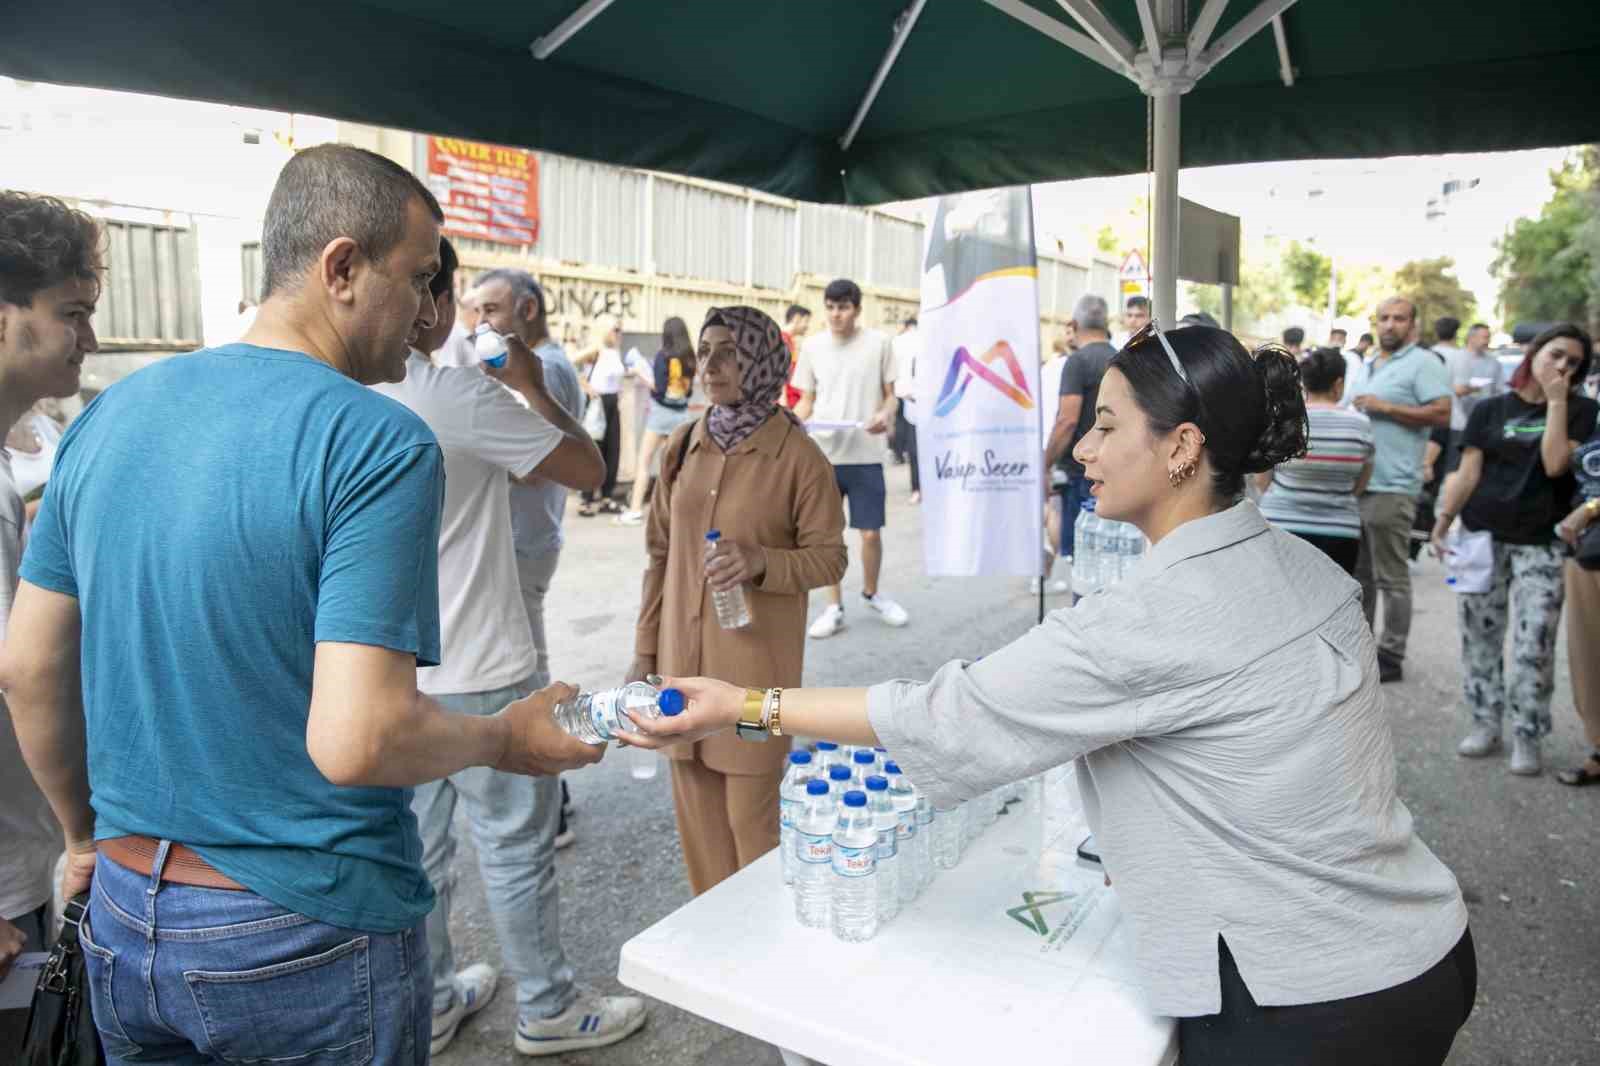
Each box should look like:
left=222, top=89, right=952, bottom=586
left=1340, top=332, right=1374, bottom=406
left=374, top=240, right=646, bottom=1058
left=891, top=315, right=922, bottom=502
left=432, top=286, right=481, bottom=367
left=793, top=278, right=907, bottom=638
left=0, top=191, right=101, bottom=1049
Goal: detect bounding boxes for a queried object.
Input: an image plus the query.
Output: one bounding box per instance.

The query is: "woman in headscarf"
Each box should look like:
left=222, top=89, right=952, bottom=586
left=627, top=306, right=846, bottom=894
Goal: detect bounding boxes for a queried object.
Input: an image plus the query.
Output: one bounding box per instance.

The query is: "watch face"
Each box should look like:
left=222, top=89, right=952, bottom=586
left=1578, top=438, right=1600, bottom=487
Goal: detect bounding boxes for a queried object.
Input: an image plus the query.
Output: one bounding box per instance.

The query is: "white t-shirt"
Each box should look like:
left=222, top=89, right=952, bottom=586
left=891, top=329, right=920, bottom=401
left=11, top=412, right=63, bottom=498
left=373, top=354, right=562, bottom=695
left=793, top=327, right=895, bottom=466
left=589, top=346, right=648, bottom=395
left=0, top=451, right=59, bottom=919
left=432, top=321, right=479, bottom=368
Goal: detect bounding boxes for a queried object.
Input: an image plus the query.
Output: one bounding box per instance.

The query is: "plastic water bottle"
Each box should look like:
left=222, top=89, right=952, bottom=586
left=793, top=779, right=834, bottom=928
left=778, top=751, right=815, bottom=887
left=914, top=794, right=935, bottom=889
left=884, top=762, right=920, bottom=903
left=865, top=775, right=900, bottom=924
left=472, top=323, right=509, bottom=369
left=1075, top=500, right=1101, bottom=593
left=553, top=682, right=684, bottom=744
left=830, top=790, right=879, bottom=942
left=705, top=530, right=753, bottom=629
left=932, top=801, right=964, bottom=869
left=814, top=740, right=842, bottom=773
left=850, top=749, right=877, bottom=788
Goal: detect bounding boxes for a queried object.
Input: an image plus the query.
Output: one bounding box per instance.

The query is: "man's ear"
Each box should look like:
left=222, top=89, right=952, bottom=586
left=319, top=237, right=362, bottom=306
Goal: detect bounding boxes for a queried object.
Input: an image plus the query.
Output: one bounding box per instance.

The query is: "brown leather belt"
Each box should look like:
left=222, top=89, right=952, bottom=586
left=98, top=836, right=246, bottom=891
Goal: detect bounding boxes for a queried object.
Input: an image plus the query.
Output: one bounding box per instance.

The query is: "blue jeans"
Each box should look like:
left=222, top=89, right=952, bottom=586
left=1057, top=475, right=1092, bottom=557
left=80, top=843, right=429, bottom=1065
left=413, top=674, right=574, bottom=1022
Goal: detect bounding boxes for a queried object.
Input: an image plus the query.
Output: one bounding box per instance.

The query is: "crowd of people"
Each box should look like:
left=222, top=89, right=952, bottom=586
left=0, top=144, right=1594, bottom=1066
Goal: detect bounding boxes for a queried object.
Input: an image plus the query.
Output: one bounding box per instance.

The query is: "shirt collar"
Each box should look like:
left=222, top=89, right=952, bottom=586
left=687, top=409, right=791, bottom=458
left=1143, top=499, right=1270, bottom=574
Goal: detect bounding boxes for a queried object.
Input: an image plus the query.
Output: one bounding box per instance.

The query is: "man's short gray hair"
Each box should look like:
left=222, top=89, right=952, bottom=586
left=472, top=268, right=545, bottom=318
left=261, top=144, right=442, bottom=299
left=1073, top=293, right=1110, bottom=333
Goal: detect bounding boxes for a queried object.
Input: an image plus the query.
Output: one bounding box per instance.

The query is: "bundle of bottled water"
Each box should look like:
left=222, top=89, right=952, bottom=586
left=1072, top=498, right=1147, bottom=595
left=778, top=744, right=1020, bottom=942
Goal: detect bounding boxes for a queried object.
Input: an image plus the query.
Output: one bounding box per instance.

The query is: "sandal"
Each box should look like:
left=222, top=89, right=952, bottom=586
left=1555, top=749, right=1600, bottom=787
left=576, top=503, right=598, bottom=518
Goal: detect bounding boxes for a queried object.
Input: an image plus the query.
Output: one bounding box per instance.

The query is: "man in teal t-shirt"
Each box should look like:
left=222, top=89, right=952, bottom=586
left=1350, top=296, right=1453, bottom=682
left=1, top=146, right=601, bottom=1065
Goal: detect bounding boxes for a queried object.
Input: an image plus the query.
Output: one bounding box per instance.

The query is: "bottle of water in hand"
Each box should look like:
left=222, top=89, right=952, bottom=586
left=778, top=751, right=815, bottom=887
left=552, top=682, right=684, bottom=744
left=793, top=779, right=835, bottom=928
left=865, top=776, right=900, bottom=924
left=830, top=791, right=879, bottom=943
left=705, top=530, right=753, bottom=629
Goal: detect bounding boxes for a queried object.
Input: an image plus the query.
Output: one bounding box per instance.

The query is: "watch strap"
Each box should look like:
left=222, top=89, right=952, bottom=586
left=735, top=688, right=769, bottom=742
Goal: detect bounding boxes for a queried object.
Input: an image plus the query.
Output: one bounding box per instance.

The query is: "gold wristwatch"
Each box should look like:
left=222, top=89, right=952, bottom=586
left=735, top=688, right=769, bottom=742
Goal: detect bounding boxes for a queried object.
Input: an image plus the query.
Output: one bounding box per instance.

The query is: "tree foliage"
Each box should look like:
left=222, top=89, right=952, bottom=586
left=1492, top=147, right=1598, bottom=332
left=1393, top=257, right=1477, bottom=336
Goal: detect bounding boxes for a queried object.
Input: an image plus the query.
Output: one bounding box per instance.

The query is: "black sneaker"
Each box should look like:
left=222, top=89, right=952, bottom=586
left=1377, top=655, right=1403, bottom=684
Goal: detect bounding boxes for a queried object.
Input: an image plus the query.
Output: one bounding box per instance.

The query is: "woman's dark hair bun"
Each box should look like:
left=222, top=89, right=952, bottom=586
left=1241, top=345, right=1309, bottom=474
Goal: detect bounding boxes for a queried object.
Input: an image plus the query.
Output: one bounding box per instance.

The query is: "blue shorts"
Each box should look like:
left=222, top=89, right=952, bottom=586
left=834, top=463, right=886, bottom=531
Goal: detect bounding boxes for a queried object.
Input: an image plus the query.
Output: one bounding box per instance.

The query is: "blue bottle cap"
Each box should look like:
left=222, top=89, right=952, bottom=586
left=843, top=791, right=867, bottom=807
left=806, top=779, right=830, bottom=796
left=853, top=750, right=875, bottom=764
left=883, top=760, right=902, bottom=774
left=874, top=746, right=887, bottom=752
left=789, top=751, right=812, bottom=765
left=828, top=765, right=852, bottom=782
left=865, top=775, right=888, bottom=791
left=705, top=529, right=721, bottom=542
left=815, top=741, right=838, bottom=751
left=657, top=688, right=685, bottom=715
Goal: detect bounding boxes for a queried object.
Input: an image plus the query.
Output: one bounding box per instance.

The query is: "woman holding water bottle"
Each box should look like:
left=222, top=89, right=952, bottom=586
left=622, top=324, right=1477, bottom=1066
left=627, top=305, right=846, bottom=895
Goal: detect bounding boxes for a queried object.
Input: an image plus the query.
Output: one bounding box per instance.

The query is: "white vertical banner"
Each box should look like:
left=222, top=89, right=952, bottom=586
left=916, top=188, right=1043, bottom=577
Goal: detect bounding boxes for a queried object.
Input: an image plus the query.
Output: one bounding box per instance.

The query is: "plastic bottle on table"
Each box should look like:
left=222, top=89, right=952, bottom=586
left=704, top=530, right=753, bottom=630
left=830, top=790, right=879, bottom=943
left=778, top=751, right=815, bottom=887
left=883, top=761, right=920, bottom=903
left=553, top=683, right=684, bottom=744
left=1121, top=522, right=1146, bottom=580
left=1075, top=500, right=1101, bottom=593
left=792, top=778, right=835, bottom=928
left=849, top=748, right=877, bottom=788
left=826, top=763, right=853, bottom=802
left=814, top=741, right=842, bottom=773
left=864, top=775, right=900, bottom=924
left=932, top=801, right=965, bottom=869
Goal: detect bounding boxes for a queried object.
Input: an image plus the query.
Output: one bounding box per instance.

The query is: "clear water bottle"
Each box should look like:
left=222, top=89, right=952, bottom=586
left=778, top=751, right=815, bottom=887
left=830, top=790, right=879, bottom=943
left=704, top=530, right=753, bottom=629
left=472, top=323, right=509, bottom=369
left=814, top=740, right=842, bottom=773
left=826, top=763, right=853, bottom=803
left=849, top=749, right=877, bottom=788
left=1123, top=522, right=1146, bottom=579
left=865, top=775, right=900, bottom=924
left=1074, top=500, right=1101, bottom=593
left=793, top=779, right=835, bottom=928
left=553, top=682, right=684, bottom=744
left=914, top=794, right=935, bottom=890
left=884, top=761, right=920, bottom=903
left=932, top=801, right=965, bottom=869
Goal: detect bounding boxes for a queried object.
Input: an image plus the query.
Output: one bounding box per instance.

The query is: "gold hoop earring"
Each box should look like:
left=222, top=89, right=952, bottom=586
left=1168, top=460, right=1197, bottom=487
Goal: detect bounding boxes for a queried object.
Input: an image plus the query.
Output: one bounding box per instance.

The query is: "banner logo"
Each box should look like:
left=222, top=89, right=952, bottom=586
left=1005, top=890, right=1076, bottom=936
left=933, top=340, right=1034, bottom=417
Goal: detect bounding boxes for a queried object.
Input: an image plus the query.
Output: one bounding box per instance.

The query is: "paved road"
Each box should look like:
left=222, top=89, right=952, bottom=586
left=434, top=473, right=1598, bottom=1065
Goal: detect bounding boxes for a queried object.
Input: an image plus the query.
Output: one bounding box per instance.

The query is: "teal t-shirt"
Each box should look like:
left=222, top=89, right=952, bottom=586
left=21, top=345, right=445, bottom=932
left=1349, top=344, right=1452, bottom=495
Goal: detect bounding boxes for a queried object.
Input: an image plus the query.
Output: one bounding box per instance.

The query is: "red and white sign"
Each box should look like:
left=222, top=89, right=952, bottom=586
left=425, top=136, right=539, bottom=246
left=1119, top=249, right=1149, bottom=299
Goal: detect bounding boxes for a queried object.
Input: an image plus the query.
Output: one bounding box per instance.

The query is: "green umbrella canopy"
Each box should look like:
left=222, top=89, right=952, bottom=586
left=2, top=0, right=1597, bottom=204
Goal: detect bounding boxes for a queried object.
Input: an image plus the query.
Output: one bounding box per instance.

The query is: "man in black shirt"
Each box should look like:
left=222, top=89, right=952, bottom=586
left=1046, top=293, right=1117, bottom=566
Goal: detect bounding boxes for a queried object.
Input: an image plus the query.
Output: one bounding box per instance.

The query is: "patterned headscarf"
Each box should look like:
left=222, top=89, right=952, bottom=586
left=702, top=306, right=802, bottom=452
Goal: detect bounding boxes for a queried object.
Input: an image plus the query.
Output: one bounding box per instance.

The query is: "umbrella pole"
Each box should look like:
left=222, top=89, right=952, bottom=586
left=1150, top=87, right=1181, bottom=326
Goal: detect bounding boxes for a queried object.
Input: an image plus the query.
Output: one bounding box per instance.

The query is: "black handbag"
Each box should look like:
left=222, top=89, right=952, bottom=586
left=1577, top=519, right=1600, bottom=571
left=20, top=895, right=104, bottom=1066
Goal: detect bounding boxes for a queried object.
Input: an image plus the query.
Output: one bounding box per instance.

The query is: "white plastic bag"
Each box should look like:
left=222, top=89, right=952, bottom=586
left=1445, top=525, right=1493, bottom=594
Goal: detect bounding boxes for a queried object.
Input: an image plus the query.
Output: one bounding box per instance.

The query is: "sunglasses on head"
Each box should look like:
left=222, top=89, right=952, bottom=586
left=1125, top=318, right=1189, bottom=386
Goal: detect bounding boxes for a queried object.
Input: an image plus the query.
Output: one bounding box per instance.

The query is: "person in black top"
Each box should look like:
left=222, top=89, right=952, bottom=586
left=1430, top=323, right=1597, bottom=777
left=1045, top=293, right=1117, bottom=570
left=619, top=316, right=697, bottom=525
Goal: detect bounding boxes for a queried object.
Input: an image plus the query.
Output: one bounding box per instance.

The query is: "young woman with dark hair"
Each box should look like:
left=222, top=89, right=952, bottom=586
left=621, top=323, right=1476, bottom=1066
left=618, top=316, right=698, bottom=525
left=1430, top=323, right=1599, bottom=776
left=1256, top=347, right=1375, bottom=573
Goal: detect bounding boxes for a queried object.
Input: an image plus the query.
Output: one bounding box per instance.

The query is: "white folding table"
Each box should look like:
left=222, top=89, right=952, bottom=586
left=620, top=807, right=1178, bottom=1066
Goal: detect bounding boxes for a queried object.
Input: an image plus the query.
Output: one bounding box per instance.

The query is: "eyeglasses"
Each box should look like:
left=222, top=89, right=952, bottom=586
left=1125, top=318, right=1189, bottom=386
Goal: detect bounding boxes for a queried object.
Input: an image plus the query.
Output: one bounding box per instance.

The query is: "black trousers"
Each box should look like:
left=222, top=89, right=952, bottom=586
left=582, top=392, right=621, bottom=502
left=894, top=401, right=919, bottom=492
left=1180, top=929, right=1476, bottom=1066
left=1293, top=531, right=1360, bottom=575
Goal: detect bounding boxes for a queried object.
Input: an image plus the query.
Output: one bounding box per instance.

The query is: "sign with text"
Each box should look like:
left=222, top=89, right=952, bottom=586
left=917, top=187, right=1043, bottom=578
left=425, top=136, right=539, bottom=245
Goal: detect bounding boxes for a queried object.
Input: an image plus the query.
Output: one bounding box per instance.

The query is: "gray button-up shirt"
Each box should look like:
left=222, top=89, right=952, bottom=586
left=869, top=501, right=1467, bottom=1017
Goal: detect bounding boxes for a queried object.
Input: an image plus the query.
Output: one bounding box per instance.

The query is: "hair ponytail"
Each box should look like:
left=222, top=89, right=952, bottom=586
left=1242, top=345, right=1309, bottom=473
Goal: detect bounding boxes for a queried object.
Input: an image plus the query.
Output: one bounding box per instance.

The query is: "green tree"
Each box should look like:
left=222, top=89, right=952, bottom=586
left=1491, top=147, right=1597, bottom=331
left=1393, top=257, right=1477, bottom=337
left=1186, top=239, right=1293, bottom=331
left=1283, top=242, right=1332, bottom=310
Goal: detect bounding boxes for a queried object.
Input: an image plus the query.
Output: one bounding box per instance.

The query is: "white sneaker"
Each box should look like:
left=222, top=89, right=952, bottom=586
left=1028, top=577, right=1042, bottom=595
left=808, top=604, right=846, bottom=639
left=863, top=594, right=909, bottom=627
left=515, top=990, right=647, bottom=1056
left=1049, top=578, right=1071, bottom=594
left=431, top=963, right=500, bottom=1055
left=613, top=510, right=644, bottom=527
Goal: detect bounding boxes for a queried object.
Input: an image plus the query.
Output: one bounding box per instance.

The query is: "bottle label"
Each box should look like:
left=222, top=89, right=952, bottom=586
left=796, top=831, right=832, bottom=865
left=876, top=829, right=898, bottom=861
left=896, top=814, right=917, bottom=841
left=586, top=691, right=622, bottom=737
left=832, top=843, right=875, bottom=878
left=780, top=797, right=800, bottom=829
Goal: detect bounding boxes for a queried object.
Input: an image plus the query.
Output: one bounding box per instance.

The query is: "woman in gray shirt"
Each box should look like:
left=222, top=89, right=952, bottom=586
left=623, top=324, right=1474, bottom=1066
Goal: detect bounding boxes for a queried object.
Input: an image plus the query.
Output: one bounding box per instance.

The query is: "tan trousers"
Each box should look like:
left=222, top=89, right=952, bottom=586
left=669, top=755, right=785, bottom=896
left=1356, top=492, right=1417, bottom=662
left=1565, top=561, right=1600, bottom=748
